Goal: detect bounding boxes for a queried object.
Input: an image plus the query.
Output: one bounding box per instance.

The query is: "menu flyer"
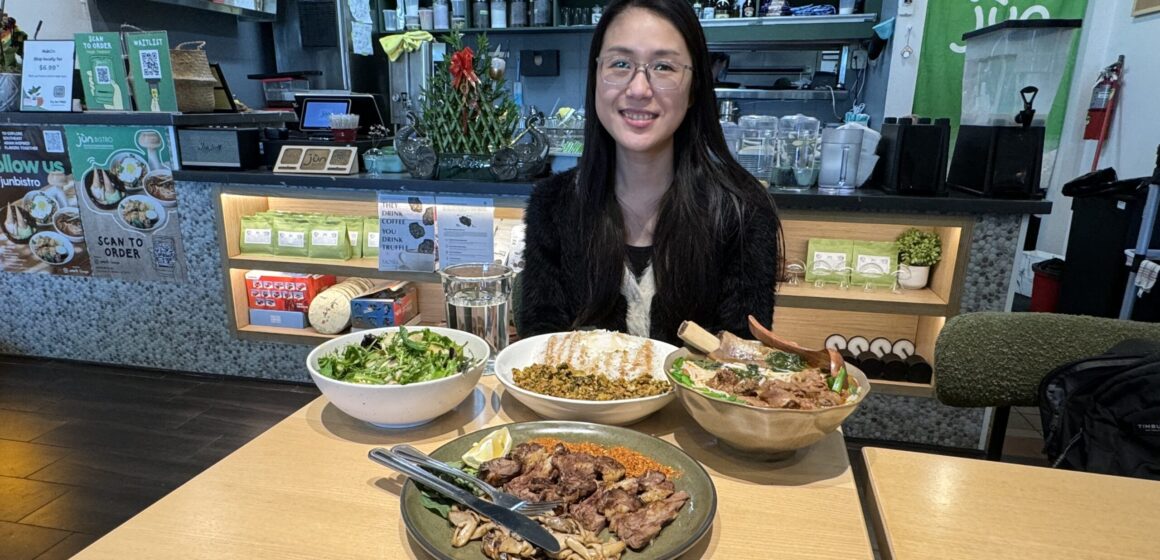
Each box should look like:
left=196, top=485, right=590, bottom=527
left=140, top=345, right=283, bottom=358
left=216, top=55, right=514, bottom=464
left=377, top=193, right=436, bottom=272
left=74, top=32, right=133, bottom=111
left=19, top=41, right=77, bottom=112
left=436, top=197, right=495, bottom=268
left=0, top=125, right=91, bottom=276
left=63, top=125, right=187, bottom=282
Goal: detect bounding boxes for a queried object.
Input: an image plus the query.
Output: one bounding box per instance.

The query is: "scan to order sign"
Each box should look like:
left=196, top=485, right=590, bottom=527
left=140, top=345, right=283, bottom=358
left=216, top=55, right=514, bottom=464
left=63, top=125, right=188, bottom=282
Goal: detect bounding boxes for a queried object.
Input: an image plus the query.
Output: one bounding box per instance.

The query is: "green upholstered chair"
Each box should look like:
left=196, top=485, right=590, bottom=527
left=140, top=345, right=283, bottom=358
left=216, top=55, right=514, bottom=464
left=934, top=312, right=1160, bottom=459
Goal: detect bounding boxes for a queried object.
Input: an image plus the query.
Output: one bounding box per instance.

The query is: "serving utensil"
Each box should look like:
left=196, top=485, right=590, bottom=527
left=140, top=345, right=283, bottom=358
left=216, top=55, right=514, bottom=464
left=391, top=444, right=561, bottom=516
left=369, top=448, right=564, bottom=554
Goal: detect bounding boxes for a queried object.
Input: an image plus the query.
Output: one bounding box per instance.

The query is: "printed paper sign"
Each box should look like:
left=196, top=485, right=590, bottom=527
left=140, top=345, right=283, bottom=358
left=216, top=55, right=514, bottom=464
left=125, top=32, right=178, bottom=112
left=0, top=125, right=92, bottom=276
left=19, top=41, right=76, bottom=112
left=377, top=193, right=436, bottom=272
left=75, top=33, right=133, bottom=111
left=436, top=197, right=494, bottom=268
left=64, top=125, right=187, bottom=282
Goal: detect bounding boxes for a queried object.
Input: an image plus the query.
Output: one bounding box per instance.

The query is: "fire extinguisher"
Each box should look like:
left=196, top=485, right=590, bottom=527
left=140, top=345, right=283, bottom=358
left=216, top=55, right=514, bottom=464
left=1086, top=55, right=1125, bottom=172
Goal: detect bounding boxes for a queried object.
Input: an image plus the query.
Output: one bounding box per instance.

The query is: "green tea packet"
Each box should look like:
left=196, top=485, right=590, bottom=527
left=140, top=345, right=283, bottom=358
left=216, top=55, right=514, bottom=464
left=805, top=238, right=853, bottom=284
left=344, top=217, right=364, bottom=259
left=363, top=216, right=380, bottom=258
left=851, top=241, right=898, bottom=287
left=272, top=217, right=310, bottom=257
left=239, top=214, right=274, bottom=255
left=308, top=217, right=351, bottom=260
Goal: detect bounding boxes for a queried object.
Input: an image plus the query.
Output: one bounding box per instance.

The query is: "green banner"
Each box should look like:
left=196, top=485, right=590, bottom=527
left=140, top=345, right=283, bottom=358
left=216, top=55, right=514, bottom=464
left=912, top=0, right=1088, bottom=148
left=125, top=32, right=178, bottom=112
left=75, top=32, right=133, bottom=111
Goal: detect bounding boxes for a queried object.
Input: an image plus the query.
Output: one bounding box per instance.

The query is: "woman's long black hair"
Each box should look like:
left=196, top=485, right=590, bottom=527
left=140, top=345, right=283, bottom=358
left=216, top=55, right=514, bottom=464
left=573, top=0, right=780, bottom=335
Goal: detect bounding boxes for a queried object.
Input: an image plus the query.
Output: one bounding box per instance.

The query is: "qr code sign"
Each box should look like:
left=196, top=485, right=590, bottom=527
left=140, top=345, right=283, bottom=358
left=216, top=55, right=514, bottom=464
left=139, top=50, right=162, bottom=80
left=95, top=65, right=112, bottom=85
left=42, top=131, right=64, bottom=153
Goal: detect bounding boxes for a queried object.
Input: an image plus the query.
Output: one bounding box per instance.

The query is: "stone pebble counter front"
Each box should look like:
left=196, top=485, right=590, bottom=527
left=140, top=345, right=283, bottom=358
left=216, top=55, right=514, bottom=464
left=0, top=171, right=1050, bottom=451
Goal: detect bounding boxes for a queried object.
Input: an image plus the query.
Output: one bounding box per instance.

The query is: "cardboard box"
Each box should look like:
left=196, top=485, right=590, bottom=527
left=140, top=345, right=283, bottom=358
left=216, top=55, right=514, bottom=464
left=245, top=270, right=337, bottom=313
left=249, top=309, right=309, bottom=329
left=350, top=282, right=418, bottom=329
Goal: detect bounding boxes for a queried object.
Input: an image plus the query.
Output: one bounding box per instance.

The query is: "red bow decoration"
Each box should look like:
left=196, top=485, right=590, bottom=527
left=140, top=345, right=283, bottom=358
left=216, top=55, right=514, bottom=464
left=450, top=47, right=480, bottom=91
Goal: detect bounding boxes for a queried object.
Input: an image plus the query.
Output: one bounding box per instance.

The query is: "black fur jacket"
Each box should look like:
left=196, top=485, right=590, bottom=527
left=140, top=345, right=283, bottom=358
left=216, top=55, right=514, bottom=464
left=516, top=168, right=780, bottom=345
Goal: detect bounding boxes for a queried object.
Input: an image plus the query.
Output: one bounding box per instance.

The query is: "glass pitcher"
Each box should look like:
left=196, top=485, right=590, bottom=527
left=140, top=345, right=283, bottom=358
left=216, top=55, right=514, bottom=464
left=771, top=114, right=820, bottom=191
left=439, top=263, right=515, bottom=370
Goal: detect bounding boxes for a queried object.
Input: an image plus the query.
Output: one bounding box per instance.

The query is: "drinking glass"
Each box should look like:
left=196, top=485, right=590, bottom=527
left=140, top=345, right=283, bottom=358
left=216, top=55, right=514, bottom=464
left=440, top=263, right=514, bottom=371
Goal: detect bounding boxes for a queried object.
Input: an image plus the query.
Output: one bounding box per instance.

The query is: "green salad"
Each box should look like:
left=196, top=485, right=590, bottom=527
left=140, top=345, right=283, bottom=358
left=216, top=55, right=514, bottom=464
left=318, top=328, right=470, bottom=385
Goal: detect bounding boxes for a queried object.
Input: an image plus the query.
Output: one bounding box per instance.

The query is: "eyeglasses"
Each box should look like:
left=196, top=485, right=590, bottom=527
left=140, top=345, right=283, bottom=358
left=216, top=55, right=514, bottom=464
left=595, top=56, right=693, bottom=91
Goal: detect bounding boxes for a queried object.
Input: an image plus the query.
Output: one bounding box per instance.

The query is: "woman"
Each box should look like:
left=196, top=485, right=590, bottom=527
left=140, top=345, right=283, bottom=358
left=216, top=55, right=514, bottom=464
left=517, top=0, right=782, bottom=345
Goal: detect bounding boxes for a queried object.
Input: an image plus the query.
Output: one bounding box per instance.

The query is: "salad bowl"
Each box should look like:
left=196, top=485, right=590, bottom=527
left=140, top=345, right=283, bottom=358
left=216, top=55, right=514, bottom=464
left=306, top=326, right=490, bottom=428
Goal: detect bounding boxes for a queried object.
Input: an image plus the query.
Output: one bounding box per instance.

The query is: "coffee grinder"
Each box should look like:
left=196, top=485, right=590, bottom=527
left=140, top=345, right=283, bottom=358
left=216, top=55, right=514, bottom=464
left=947, top=19, right=1082, bottom=199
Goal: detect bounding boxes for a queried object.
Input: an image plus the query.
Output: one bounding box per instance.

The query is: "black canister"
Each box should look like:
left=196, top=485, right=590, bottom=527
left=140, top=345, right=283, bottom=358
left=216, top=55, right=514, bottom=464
left=906, top=355, right=933, bottom=384
left=881, top=354, right=909, bottom=381
left=856, top=351, right=883, bottom=379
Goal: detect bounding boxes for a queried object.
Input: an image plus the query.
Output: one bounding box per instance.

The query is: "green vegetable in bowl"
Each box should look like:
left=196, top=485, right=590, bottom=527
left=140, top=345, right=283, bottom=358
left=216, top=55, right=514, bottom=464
left=318, top=328, right=470, bottom=385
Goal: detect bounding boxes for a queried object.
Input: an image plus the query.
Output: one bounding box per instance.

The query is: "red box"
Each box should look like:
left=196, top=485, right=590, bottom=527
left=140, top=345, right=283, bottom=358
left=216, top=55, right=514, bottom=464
left=245, top=270, right=337, bottom=313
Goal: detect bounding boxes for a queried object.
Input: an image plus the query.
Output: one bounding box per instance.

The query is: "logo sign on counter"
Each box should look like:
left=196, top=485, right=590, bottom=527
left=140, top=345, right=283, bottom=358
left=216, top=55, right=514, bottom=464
left=75, top=32, right=133, bottom=111
left=124, top=32, right=178, bottom=112
left=63, top=125, right=187, bottom=282
left=377, top=193, right=436, bottom=272
left=0, top=125, right=92, bottom=276
left=19, top=41, right=76, bottom=112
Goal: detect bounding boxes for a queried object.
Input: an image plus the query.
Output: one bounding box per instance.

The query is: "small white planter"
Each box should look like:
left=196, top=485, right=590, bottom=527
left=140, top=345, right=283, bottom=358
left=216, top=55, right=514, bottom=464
left=899, top=264, right=931, bottom=290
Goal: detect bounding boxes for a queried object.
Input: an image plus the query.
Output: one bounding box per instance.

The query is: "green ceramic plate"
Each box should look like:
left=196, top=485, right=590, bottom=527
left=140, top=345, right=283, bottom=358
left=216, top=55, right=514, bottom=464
left=400, top=421, right=717, bottom=560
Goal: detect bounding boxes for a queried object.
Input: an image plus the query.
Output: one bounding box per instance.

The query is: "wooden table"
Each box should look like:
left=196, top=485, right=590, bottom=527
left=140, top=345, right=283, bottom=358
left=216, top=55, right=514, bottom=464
left=75, top=377, right=873, bottom=559
left=862, top=447, right=1160, bottom=560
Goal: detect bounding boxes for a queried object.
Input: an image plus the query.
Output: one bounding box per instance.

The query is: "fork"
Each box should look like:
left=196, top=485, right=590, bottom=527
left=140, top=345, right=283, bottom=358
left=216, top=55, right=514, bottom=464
left=391, top=444, right=562, bottom=516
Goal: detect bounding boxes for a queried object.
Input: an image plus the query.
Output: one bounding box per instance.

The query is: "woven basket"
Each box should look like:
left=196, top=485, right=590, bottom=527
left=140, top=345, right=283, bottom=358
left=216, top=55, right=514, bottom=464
left=171, top=41, right=218, bottom=113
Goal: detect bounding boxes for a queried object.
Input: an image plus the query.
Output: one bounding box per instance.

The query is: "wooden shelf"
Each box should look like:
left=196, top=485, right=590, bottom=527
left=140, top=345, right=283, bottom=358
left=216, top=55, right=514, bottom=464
left=228, top=254, right=440, bottom=283
left=776, top=283, right=949, bottom=316
left=868, top=379, right=935, bottom=398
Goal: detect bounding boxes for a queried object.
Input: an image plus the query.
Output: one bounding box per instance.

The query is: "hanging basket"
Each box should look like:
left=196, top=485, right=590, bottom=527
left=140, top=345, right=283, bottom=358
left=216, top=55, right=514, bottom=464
left=170, top=41, right=217, bottom=113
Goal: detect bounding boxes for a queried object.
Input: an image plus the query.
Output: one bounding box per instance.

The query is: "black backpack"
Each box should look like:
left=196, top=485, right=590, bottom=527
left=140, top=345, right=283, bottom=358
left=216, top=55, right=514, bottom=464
left=1039, top=339, right=1160, bottom=480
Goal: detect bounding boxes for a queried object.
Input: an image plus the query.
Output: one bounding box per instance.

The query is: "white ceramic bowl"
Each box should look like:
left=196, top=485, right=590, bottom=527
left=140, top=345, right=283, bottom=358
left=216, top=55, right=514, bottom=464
left=306, top=326, right=490, bottom=428
left=493, top=332, right=677, bottom=426
left=116, top=194, right=168, bottom=232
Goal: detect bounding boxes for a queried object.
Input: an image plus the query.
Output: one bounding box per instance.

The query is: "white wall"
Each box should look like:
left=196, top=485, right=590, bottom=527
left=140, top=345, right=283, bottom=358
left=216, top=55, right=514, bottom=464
left=883, top=0, right=929, bottom=117
left=6, top=0, right=92, bottom=39
left=1036, top=0, right=1160, bottom=254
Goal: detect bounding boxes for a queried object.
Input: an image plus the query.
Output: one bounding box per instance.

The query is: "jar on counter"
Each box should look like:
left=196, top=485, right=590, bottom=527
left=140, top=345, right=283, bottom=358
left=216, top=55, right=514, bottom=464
left=591, top=5, right=603, bottom=24
left=434, top=0, right=451, bottom=29
left=532, top=0, right=550, bottom=26
left=510, top=0, right=527, bottom=27
left=491, top=0, right=507, bottom=28
left=473, top=0, right=489, bottom=28
left=451, top=0, right=469, bottom=27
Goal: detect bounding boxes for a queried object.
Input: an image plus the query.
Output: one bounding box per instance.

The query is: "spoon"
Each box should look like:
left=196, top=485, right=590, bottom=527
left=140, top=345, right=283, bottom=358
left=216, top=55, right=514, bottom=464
left=746, top=315, right=846, bottom=379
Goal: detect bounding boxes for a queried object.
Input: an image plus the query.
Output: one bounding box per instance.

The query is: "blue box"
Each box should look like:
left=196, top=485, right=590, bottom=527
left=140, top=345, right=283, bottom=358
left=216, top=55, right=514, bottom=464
left=350, top=283, right=417, bottom=330
left=249, top=309, right=308, bottom=329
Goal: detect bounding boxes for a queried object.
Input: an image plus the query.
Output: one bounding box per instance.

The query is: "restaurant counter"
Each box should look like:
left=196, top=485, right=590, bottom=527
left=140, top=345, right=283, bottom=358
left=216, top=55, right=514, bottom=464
left=0, top=168, right=1049, bottom=451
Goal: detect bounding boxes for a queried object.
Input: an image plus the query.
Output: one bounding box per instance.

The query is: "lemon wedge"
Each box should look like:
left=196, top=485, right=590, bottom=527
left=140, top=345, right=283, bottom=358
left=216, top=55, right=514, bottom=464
left=461, top=427, right=512, bottom=468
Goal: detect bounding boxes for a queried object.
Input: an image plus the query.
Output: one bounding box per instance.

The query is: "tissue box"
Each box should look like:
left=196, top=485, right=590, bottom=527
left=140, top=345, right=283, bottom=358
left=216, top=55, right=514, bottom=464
left=245, top=270, right=337, bottom=312
left=350, top=282, right=418, bottom=329
left=249, top=309, right=308, bottom=329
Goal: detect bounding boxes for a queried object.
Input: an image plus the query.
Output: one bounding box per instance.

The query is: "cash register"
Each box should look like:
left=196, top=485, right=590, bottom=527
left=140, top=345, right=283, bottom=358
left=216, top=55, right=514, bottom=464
left=260, top=92, right=388, bottom=169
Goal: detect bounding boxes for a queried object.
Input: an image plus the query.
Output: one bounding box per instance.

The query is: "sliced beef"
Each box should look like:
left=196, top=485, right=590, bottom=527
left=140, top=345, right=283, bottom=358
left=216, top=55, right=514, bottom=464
left=479, top=457, right=522, bottom=487
left=597, top=488, right=642, bottom=517
left=610, top=491, right=689, bottom=550
left=707, top=367, right=760, bottom=396
left=593, top=455, right=626, bottom=482
left=637, top=470, right=675, bottom=504
left=569, top=493, right=608, bottom=534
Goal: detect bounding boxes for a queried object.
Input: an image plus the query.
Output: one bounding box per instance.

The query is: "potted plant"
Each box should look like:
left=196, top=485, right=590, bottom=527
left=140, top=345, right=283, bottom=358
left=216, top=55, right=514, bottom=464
left=896, top=228, right=942, bottom=290
left=361, top=124, right=391, bottom=176
left=0, top=11, right=28, bottom=112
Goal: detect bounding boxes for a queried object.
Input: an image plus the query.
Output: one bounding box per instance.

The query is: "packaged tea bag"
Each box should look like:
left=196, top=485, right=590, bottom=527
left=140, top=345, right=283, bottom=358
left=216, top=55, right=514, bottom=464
left=344, top=217, right=364, bottom=259
left=272, top=217, right=310, bottom=257
left=805, top=238, right=853, bottom=284
left=851, top=241, right=898, bottom=287
left=363, top=216, right=380, bottom=258
left=308, top=217, right=351, bottom=260
left=239, top=214, right=275, bottom=254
